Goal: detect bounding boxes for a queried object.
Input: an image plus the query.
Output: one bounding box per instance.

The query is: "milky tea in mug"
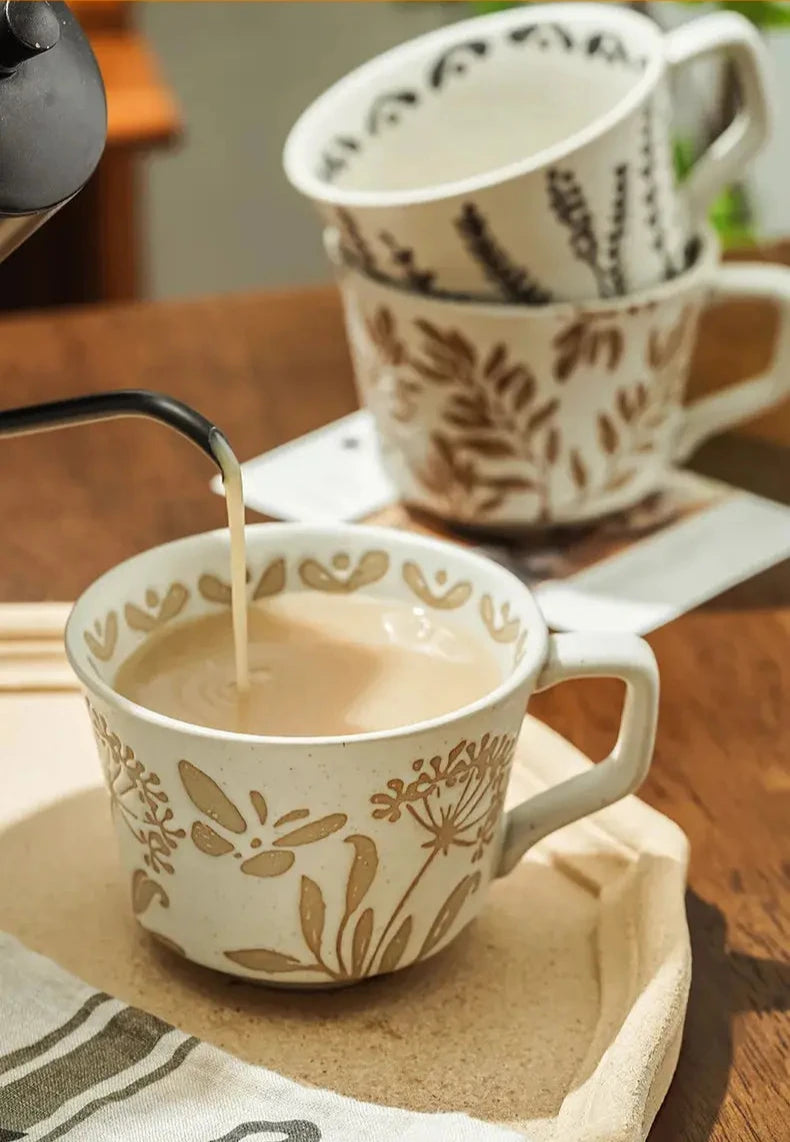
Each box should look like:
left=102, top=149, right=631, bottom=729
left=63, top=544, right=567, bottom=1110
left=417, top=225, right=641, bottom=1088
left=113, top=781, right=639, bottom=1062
left=114, top=590, right=502, bottom=737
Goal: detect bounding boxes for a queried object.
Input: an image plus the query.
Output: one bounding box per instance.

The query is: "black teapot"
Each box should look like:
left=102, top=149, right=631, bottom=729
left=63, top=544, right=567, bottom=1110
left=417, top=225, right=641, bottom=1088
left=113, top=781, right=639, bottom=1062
left=0, top=1, right=106, bottom=263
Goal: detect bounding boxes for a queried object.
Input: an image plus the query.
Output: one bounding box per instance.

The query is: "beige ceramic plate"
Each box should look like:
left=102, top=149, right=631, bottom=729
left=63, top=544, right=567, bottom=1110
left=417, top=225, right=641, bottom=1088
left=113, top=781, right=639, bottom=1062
left=0, top=615, right=689, bottom=1142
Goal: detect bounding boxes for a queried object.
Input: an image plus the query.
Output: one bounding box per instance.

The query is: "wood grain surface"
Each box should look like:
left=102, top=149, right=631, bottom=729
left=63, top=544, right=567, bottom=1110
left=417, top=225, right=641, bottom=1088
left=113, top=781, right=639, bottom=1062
left=0, top=283, right=787, bottom=1142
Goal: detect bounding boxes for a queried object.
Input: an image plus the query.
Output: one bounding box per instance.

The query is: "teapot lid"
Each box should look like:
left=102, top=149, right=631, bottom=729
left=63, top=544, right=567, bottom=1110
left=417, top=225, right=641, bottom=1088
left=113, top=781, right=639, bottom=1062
left=0, top=1, right=106, bottom=216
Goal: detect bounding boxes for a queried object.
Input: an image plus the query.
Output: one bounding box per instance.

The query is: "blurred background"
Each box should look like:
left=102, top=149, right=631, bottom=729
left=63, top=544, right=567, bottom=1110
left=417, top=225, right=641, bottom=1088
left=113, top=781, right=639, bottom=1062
left=5, top=0, right=790, bottom=312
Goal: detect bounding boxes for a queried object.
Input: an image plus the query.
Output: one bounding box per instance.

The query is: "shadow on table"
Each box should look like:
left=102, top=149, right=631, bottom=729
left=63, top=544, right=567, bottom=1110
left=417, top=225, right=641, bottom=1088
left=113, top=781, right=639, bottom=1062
left=650, top=890, right=790, bottom=1141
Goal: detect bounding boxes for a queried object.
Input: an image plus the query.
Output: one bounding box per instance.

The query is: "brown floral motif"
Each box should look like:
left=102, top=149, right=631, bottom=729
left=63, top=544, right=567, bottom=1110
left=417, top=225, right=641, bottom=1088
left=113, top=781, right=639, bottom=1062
left=553, top=316, right=624, bottom=382
left=179, top=761, right=347, bottom=882
left=401, top=561, right=472, bottom=609
left=298, top=550, right=389, bottom=593
left=370, top=733, right=515, bottom=864
left=124, top=583, right=189, bottom=634
left=254, top=558, right=287, bottom=599
left=89, top=706, right=184, bottom=875
left=479, top=595, right=521, bottom=644
left=84, top=610, right=118, bottom=662
left=197, top=558, right=285, bottom=606
left=216, top=733, right=512, bottom=981
left=198, top=570, right=248, bottom=605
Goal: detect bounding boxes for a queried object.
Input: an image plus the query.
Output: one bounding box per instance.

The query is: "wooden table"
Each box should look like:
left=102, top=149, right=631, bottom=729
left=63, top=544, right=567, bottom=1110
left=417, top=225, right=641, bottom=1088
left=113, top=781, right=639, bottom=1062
left=0, top=286, right=787, bottom=1142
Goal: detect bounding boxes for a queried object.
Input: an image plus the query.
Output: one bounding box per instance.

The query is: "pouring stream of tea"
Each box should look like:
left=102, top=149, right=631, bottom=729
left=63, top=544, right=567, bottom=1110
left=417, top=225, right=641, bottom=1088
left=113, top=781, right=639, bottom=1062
left=210, top=430, right=250, bottom=693
left=0, top=390, right=251, bottom=697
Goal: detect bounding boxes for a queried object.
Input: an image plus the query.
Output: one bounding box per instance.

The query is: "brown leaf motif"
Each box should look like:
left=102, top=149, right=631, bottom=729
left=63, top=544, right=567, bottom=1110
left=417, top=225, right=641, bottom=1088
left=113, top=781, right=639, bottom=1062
left=379, top=916, right=413, bottom=974
left=298, top=550, right=389, bottom=593
left=570, top=449, right=588, bottom=490
left=544, top=427, right=560, bottom=464
left=131, top=869, right=169, bottom=915
left=553, top=319, right=623, bottom=381
left=366, top=306, right=406, bottom=366
left=401, top=561, right=472, bottom=610
left=411, top=320, right=476, bottom=385
left=84, top=611, right=118, bottom=662
left=124, top=583, right=189, bottom=633
left=526, top=399, right=560, bottom=435
left=344, top=835, right=378, bottom=919
left=459, top=435, right=516, bottom=459
left=274, top=808, right=309, bottom=827
left=178, top=760, right=247, bottom=834
left=273, top=814, right=347, bottom=847
left=240, top=850, right=295, bottom=878
left=225, top=948, right=306, bottom=974
left=598, top=413, right=619, bottom=455
left=420, top=872, right=481, bottom=959
left=300, top=876, right=326, bottom=961
left=351, top=908, right=374, bottom=978
left=190, top=821, right=235, bottom=857
left=250, top=790, right=268, bottom=825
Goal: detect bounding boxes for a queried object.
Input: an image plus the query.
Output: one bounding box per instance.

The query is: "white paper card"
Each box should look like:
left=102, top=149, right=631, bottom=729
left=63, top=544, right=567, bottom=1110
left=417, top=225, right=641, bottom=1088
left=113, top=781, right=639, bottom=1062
left=532, top=489, right=790, bottom=634
left=211, top=410, right=398, bottom=523
left=215, top=415, right=790, bottom=635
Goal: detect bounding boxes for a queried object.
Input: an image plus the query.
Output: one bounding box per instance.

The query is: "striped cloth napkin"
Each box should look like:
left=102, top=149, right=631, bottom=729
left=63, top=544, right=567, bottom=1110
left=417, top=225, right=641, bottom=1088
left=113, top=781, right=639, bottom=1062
left=0, top=933, right=524, bottom=1142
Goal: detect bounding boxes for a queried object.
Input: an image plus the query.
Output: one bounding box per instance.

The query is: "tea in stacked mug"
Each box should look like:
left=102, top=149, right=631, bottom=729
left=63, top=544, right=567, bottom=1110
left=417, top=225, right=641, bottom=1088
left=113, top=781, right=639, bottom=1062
left=286, top=3, right=771, bottom=301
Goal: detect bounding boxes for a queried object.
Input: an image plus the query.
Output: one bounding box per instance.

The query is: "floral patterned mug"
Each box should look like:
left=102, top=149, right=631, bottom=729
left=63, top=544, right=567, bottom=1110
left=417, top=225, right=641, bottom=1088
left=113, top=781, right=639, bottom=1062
left=329, top=227, right=790, bottom=529
left=285, top=3, right=771, bottom=300
left=66, top=522, right=658, bottom=987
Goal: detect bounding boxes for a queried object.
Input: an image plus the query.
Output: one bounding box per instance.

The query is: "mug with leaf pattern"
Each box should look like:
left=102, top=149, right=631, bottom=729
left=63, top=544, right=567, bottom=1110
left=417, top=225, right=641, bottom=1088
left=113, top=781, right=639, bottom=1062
left=329, top=227, right=790, bottom=529
left=66, top=522, right=658, bottom=986
left=285, top=3, right=771, bottom=301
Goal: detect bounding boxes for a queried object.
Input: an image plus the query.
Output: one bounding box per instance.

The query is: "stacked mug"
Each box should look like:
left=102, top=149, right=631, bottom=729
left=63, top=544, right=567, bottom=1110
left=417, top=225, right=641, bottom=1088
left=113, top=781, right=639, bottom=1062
left=285, top=3, right=790, bottom=530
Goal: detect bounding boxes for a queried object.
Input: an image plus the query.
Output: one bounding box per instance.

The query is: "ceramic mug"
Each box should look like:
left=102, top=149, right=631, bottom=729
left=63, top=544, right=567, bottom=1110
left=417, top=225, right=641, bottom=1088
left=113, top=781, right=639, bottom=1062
left=285, top=4, right=771, bottom=302
left=328, top=227, right=790, bottom=529
left=66, top=522, right=658, bottom=986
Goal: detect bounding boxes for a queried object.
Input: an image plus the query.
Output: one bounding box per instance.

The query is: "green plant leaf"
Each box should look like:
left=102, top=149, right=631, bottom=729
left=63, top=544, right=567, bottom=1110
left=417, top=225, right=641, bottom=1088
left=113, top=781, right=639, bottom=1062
left=676, top=2, right=790, bottom=29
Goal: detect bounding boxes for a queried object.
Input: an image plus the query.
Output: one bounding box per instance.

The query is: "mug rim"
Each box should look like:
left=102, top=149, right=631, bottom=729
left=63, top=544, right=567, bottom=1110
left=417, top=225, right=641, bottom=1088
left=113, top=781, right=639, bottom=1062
left=284, top=3, right=664, bottom=209
left=329, top=224, right=718, bottom=315
left=65, top=522, right=546, bottom=748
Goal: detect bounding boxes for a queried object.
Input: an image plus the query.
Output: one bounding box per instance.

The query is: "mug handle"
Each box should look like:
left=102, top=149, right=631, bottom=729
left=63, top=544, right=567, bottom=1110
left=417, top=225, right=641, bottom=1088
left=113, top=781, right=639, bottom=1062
left=497, top=632, right=658, bottom=877
left=665, top=12, right=772, bottom=221
left=673, top=261, right=790, bottom=463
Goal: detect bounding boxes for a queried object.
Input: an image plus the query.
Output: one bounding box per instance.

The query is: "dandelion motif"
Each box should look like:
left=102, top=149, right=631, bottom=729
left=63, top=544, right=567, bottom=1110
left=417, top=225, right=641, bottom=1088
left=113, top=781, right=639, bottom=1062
left=371, top=733, right=516, bottom=861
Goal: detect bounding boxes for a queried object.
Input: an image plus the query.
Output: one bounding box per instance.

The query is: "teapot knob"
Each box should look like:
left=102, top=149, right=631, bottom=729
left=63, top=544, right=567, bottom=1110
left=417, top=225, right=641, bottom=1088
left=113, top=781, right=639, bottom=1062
left=0, top=1, right=60, bottom=73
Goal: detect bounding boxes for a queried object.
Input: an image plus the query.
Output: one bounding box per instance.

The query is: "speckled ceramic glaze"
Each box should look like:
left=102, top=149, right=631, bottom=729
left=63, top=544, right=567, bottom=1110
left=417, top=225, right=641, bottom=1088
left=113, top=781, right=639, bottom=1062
left=66, top=523, right=658, bottom=987
left=330, top=228, right=790, bottom=529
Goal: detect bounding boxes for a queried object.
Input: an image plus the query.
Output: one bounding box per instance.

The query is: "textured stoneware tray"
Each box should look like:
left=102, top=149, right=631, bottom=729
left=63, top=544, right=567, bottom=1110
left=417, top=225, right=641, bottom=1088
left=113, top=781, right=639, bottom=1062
left=0, top=604, right=690, bottom=1142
